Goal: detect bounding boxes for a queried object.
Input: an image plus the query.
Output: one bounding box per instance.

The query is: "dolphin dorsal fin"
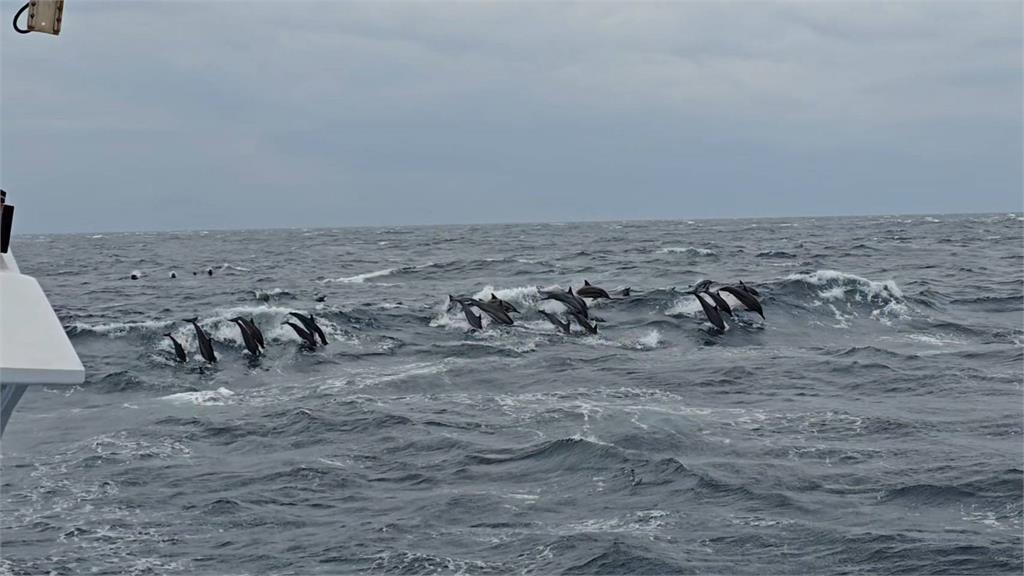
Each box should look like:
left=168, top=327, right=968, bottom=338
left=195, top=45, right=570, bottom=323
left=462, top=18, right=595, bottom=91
left=568, top=287, right=574, bottom=294
left=491, top=293, right=498, bottom=300
left=584, top=280, right=591, bottom=286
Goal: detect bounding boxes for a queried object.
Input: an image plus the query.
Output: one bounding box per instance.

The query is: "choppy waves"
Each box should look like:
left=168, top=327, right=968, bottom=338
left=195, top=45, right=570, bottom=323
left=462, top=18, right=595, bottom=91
left=4, top=215, right=1022, bottom=575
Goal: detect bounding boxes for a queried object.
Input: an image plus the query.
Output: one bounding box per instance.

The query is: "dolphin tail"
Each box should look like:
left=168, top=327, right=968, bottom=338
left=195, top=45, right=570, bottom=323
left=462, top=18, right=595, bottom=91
left=182, top=317, right=198, bottom=323
left=163, top=333, right=173, bottom=338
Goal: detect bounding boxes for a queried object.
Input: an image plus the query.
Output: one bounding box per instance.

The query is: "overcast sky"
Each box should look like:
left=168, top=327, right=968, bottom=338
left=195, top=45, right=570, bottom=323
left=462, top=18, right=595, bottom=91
left=2, top=1, right=1021, bottom=233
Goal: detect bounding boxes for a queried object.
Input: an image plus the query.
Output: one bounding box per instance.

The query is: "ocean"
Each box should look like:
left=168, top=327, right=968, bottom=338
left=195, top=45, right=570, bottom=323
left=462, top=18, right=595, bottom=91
left=1, top=213, right=1022, bottom=575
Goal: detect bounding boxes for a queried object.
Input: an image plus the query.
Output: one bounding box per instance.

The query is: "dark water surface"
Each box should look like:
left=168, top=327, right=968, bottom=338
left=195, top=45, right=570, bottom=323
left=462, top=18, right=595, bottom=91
left=2, top=214, right=1022, bottom=575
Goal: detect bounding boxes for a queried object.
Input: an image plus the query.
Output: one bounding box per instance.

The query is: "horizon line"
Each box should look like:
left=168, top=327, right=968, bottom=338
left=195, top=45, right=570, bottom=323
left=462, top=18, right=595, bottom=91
left=12, top=208, right=1021, bottom=237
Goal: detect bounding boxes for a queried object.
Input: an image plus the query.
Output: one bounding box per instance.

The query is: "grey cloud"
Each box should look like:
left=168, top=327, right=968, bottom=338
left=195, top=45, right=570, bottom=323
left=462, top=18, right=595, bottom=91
left=2, top=1, right=1020, bottom=233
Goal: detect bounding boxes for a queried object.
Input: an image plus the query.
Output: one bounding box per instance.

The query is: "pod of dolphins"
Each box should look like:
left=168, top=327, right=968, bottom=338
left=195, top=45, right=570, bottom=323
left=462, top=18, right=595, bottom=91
left=449, top=279, right=759, bottom=336
left=165, top=311, right=328, bottom=364
left=164, top=279, right=762, bottom=365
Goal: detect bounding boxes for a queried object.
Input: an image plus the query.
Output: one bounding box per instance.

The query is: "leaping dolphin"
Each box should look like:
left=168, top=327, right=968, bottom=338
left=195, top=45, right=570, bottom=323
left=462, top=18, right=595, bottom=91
left=539, top=287, right=589, bottom=318
left=244, top=317, right=265, bottom=349
left=448, top=295, right=484, bottom=330
left=539, top=311, right=570, bottom=334
left=182, top=317, right=217, bottom=363
left=488, top=293, right=520, bottom=314
left=576, top=280, right=612, bottom=300
left=165, top=333, right=187, bottom=363
left=719, top=285, right=764, bottom=319
left=703, top=289, right=733, bottom=317
left=289, top=312, right=328, bottom=346
left=230, top=317, right=263, bottom=358
left=283, top=321, right=318, bottom=348
left=738, top=281, right=760, bottom=297
left=570, top=311, right=599, bottom=335
left=471, top=299, right=515, bottom=326
left=691, top=292, right=725, bottom=332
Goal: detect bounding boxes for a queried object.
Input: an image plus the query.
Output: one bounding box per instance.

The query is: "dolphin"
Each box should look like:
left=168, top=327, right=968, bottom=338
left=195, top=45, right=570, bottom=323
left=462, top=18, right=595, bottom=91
left=703, top=289, right=733, bottom=317
left=568, top=287, right=589, bottom=315
left=457, top=301, right=483, bottom=330
left=576, top=280, right=612, bottom=300
left=244, top=317, right=265, bottom=349
left=738, top=281, right=760, bottom=297
left=470, top=299, right=515, bottom=326
left=165, top=333, right=187, bottom=363
left=283, top=321, right=318, bottom=348
left=289, top=311, right=328, bottom=346
left=719, top=285, right=765, bottom=319
left=692, top=279, right=714, bottom=294
left=230, top=317, right=262, bottom=358
left=540, top=287, right=588, bottom=317
left=448, top=294, right=473, bottom=307
left=692, top=293, right=725, bottom=332
left=183, top=317, right=217, bottom=363
left=539, top=311, right=570, bottom=334
left=488, top=293, right=520, bottom=314
left=570, top=311, right=599, bottom=335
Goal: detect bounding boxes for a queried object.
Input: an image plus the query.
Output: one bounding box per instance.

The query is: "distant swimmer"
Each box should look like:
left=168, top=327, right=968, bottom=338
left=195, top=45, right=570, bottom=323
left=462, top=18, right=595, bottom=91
left=183, top=317, right=217, bottom=363
left=230, top=317, right=262, bottom=358
left=283, top=320, right=318, bottom=348
left=288, top=311, right=328, bottom=346
left=576, top=280, right=612, bottom=300
left=130, top=270, right=140, bottom=280
left=165, top=333, right=187, bottom=363
left=169, top=271, right=177, bottom=279
left=206, top=267, right=213, bottom=276
left=539, top=311, right=570, bottom=334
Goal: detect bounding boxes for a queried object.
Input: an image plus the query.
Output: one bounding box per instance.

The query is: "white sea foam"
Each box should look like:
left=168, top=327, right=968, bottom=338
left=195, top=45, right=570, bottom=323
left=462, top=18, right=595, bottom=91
left=322, top=268, right=396, bottom=283
left=161, top=387, right=235, bottom=405
left=68, top=319, right=173, bottom=336
left=657, top=246, right=716, bottom=256
left=786, top=269, right=903, bottom=300
left=318, top=360, right=457, bottom=392
left=789, top=269, right=908, bottom=326
left=665, top=296, right=702, bottom=317
left=904, top=333, right=963, bottom=346
left=629, top=329, right=663, bottom=350
left=472, top=284, right=543, bottom=307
